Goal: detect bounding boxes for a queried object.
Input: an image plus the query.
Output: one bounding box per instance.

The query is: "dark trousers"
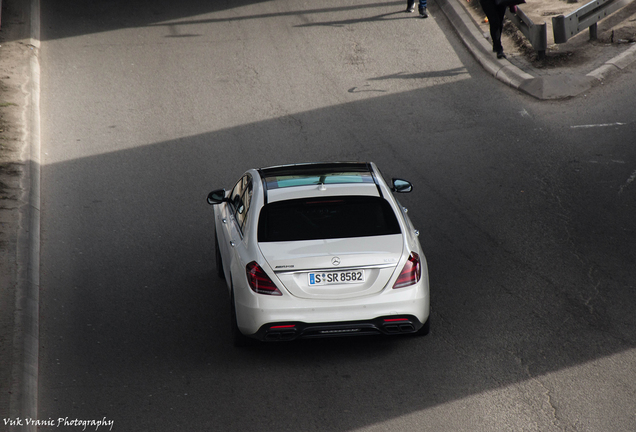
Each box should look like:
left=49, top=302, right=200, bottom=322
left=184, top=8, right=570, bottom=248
left=407, top=0, right=427, bottom=11
left=479, top=0, right=506, bottom=53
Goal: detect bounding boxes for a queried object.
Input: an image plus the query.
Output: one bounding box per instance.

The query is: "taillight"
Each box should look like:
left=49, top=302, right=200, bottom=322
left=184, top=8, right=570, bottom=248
left=246, top=261, right=282, bottom=295
left=393, top=252, right=421, bottom=289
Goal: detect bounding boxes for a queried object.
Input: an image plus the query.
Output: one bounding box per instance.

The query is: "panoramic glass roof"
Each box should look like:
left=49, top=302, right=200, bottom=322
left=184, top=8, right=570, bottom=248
left=259, top=163, right=375, bottom=190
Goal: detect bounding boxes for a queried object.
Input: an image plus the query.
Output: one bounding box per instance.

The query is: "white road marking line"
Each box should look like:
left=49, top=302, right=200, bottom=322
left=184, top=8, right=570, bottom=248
left=570, top=122, right=627, bottom=129
left=618, top=169, right=636, bottom=195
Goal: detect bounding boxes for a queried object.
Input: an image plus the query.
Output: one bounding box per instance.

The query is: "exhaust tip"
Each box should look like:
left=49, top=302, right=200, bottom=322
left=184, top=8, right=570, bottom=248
left=382, top=318, right=416, bottom=334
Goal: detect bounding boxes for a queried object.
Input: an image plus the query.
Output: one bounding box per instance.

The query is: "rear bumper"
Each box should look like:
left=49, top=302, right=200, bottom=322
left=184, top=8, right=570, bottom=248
left=252, top=315, right=427, bottom=341
left=234, top=282, right=430, bottom=340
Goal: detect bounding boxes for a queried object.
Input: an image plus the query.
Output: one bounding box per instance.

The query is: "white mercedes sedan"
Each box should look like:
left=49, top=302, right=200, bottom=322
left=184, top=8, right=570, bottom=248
left=207, top=162, right=430, bottom=346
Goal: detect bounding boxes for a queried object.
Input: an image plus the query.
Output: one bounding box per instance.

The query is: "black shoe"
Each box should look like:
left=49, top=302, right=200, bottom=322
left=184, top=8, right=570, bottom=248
left=496, top=50, right=506, bottom=59
left=406, top=6, right=415, bottom=12
left=419, top=7, right=428, bottom=17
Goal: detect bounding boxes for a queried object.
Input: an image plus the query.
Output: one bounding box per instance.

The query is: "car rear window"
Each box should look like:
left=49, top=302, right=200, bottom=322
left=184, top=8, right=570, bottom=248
left=258, top=196, right=401, bottom=242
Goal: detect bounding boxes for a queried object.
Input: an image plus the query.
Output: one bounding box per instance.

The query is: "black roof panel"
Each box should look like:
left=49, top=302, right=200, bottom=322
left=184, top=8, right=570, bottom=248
left=258, top=162, right=372, bottom=179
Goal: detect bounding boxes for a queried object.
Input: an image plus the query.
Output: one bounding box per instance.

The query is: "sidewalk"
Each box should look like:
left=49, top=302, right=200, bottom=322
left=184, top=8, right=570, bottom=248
left=437, top=0, right=636, bottom=98
left=0, top=0, right=39, bottom=425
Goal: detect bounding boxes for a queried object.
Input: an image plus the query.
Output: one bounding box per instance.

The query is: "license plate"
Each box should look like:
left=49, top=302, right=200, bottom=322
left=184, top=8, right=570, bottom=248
left=308, top=270, right=365, bottom=285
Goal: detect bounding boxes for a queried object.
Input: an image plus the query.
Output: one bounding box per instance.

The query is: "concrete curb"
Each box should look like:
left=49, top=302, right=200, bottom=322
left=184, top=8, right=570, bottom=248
left=436, top=0, right=636, bottom=99
left=9, top=0, right=41, bottom=430
left=588, top=42, right=636, bottom=80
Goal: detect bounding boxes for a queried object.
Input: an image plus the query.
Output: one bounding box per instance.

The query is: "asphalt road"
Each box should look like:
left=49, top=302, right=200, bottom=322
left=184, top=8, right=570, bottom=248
left=36, top=0, right=636, bottom=431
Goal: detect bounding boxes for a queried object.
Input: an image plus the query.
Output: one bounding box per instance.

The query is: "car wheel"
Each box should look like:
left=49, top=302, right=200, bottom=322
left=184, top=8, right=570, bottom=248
left=415, top=316, right=430, bottom=336
left=215, top=230, right=225, bottom=280
left=230, top=292, right=250, bottom=347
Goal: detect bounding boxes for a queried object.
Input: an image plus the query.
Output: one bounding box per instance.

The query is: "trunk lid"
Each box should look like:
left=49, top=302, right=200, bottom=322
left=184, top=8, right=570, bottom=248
left=258, top=235, right=403, bottom=299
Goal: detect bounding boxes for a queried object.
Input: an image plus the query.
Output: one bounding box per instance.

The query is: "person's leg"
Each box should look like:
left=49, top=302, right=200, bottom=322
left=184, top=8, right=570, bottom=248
left=494, top=4, right=507, bottom=56
left=419, top=0, right=428, bottom=17
left=479, top=0, right=503, bottom=53
left=406, top=0, right=415, bottom=12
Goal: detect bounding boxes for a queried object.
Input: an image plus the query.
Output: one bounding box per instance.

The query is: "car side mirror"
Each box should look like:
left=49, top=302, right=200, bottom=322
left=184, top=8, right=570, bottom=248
left=392, top=178, right=413, bottom=193
left=207, top=188, right=227, bottom=205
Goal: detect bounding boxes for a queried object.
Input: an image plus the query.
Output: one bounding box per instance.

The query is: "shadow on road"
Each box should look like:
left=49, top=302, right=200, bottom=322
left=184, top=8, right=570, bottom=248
left=38, top=79, right=636, bottom=430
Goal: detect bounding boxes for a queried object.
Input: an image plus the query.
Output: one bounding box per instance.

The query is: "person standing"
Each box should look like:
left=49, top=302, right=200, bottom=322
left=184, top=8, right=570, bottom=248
left=479, top=0, right=507, bottom=58
left=405, top=0, right=428, bottom=18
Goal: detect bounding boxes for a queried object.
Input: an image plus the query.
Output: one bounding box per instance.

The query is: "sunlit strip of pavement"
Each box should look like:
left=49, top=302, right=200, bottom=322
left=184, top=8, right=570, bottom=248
left=349, top=348, right=636, bottom=432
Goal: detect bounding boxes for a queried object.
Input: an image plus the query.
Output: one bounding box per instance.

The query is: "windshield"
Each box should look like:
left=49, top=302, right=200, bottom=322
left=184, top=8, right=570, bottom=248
left=258, top=196, right=401, bottom=242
